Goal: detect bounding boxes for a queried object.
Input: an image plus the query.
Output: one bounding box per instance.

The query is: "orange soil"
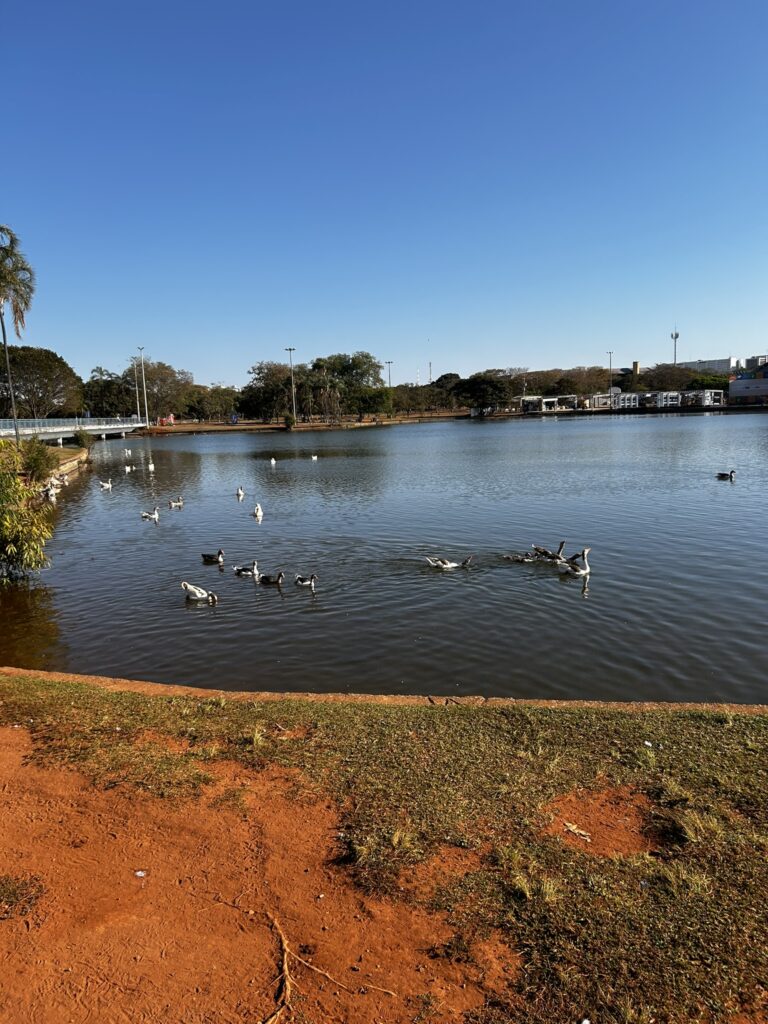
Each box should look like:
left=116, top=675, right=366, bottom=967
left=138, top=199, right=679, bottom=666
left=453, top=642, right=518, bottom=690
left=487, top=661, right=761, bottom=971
left=0, top=726, right=516, bottom=1024
left=542, top=785, right=659, bottom=857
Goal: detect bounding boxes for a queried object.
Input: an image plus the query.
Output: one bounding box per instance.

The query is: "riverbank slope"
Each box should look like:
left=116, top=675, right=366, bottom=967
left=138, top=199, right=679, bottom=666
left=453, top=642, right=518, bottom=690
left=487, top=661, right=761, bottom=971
left=1, top=667, right=766, bottom=1023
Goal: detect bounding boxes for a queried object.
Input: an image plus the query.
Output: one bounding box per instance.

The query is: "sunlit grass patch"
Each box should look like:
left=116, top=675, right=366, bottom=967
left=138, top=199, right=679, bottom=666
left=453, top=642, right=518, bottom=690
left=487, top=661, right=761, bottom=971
left=0, top=874, right=44, bottom=920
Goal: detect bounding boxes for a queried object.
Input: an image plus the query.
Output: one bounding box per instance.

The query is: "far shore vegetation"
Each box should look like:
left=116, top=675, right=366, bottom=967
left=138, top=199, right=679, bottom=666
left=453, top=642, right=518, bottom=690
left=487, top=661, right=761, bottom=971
left=1, top=671, right=766, bottom=1023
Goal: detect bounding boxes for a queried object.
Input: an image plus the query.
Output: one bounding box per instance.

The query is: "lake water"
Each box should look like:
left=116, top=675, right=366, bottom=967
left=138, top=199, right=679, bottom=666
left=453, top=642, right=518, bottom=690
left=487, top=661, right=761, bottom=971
left=2, top=415, right=767, bottom=703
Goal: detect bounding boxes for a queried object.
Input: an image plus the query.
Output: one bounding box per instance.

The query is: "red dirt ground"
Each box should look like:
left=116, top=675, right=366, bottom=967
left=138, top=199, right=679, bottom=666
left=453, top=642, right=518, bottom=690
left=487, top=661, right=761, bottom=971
left=0, top=726, right=517, bottom=1024
left=542, top=784, right=659, bottom=857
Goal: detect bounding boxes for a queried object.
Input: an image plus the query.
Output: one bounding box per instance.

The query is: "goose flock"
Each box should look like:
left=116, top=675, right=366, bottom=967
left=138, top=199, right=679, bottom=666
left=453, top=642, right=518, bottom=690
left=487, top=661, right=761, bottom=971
left=504, top=540, right=592, bottom=577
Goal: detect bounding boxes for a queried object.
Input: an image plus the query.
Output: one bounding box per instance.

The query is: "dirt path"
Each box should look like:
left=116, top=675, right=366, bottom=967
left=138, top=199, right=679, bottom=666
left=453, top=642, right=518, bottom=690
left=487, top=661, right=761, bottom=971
left=0, top=726, right=515, bottom=1023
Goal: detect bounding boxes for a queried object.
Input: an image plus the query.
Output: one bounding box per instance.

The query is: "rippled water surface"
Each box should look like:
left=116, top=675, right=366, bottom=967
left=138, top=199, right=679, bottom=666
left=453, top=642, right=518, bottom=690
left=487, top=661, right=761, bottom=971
left=2, top=415, right=767, bottom=701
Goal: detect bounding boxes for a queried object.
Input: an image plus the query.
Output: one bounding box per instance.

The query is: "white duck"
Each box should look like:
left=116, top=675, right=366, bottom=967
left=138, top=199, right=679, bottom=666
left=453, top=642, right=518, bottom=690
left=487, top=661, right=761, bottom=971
left=270, top=457, right=276, bottom=466
left=425, top=555, right=474, bottom=570
left=181, top=581, right=218, bottom=605
left=558, top=547, right=592, bottom=577
left=141, top=506, right=160, bottom=522
left=148, top=461, right=155, bottom=473
left=252, top=503, right=263, bottom=519
left=98, top=479, right=113, bottom=490
left=236, top=486, right=245, bottom=500
left=311, top=455, right=318, bottom=461
left=123, top=448, right=132, bottom=457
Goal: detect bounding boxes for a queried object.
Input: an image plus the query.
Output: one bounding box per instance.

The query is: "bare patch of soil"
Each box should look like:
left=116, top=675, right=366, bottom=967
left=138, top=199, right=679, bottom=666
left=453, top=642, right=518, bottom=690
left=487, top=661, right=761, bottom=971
left=399, top=845, right=486, bottom=904
left=0, top=726, right=516, bottom=1023
left=542, top=785, right=659, bottom=857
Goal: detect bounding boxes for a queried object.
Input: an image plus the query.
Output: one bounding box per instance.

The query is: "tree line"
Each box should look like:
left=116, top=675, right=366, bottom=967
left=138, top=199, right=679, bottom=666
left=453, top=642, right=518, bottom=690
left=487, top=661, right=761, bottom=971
left=0, top=345, right=731, bottom=423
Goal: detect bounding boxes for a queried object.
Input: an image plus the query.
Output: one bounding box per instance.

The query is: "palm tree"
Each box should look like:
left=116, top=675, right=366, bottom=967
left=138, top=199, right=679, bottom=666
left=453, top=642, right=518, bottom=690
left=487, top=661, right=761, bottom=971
left=0, top=226, right=36, bottom=445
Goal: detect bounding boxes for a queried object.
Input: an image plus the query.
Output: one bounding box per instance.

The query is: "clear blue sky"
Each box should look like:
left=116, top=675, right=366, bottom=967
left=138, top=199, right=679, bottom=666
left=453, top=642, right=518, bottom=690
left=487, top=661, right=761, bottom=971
left=4, top=0, right=767, bottom=387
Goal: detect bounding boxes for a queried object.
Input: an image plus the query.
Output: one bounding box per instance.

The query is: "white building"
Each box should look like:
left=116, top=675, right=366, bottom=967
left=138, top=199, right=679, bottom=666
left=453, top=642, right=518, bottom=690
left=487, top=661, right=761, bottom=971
left=677, top=357, right=743, bottom=373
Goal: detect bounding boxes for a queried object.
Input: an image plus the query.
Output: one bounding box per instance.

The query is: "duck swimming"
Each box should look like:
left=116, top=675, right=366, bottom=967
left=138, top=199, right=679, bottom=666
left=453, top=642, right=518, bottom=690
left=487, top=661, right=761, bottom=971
left=233, top=560, right=259, bottom=578
left=259, top=570, right=285, bottom=585
left=295, top=573, right=318, bottom=590
left=531, top=540, right=567, bottom=563
left=425, top=555, right=474, bottom=570
left=236, top=486, right=244, bottom=499
left=716, top=470, right=736, bottom=480
left=141, top=506, right=160, bottom=522
left=201, top=549, right=225, bottom=565
left=168, top=496, right=184, bottom=509
left=252, top=503, right=263, bottom=519
left=181, top=581, right=218, bottom=605
left=270, top=457, right=276, bottom=466
left=98, top=479, right=112, bottom=490
left=558, top=547, right=592, bottom=577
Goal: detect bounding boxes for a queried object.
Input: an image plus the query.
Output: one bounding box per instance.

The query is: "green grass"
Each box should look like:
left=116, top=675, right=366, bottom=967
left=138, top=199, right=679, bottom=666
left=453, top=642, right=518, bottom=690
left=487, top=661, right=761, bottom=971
left=0, top=874, right=44, bottom=920
left=1, top=673, right=767, bottom=1022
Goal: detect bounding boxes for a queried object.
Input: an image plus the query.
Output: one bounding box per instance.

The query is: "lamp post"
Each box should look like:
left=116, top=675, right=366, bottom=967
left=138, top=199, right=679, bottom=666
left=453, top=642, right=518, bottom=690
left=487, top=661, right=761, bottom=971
left=385, top=360, right=393, bottom=388
left=132, top=359, right=141, bottom=421
left=285, top=347, right=297, bottom=421
left=607, top=350, right=614, bottom=408
left=671, top=328, right=679, bottom=366
left=138, top=346, right=150, bottom=427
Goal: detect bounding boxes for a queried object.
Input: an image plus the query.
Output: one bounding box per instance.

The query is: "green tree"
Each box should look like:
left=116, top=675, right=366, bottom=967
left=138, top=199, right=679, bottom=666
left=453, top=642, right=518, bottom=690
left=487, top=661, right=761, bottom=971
left=5, top=345, right=83, bottom=418
left=638, top=363, right=693, bottom=392
left=239, top=361, right=292, bottom=421
left=127, top=357, right=193, bottom=421
left=454, top=372, right=513, bottom=411
left=0, top=226, right=35, bottom=443
left=0, top=441, right=54, bottom=581
left=83, top=367, right=133, bottom=417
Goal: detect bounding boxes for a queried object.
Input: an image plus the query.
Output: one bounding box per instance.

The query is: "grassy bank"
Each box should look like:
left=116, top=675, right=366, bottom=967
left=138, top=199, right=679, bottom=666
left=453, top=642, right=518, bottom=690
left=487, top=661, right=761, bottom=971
left=1, top=671, right=766, bottom=1023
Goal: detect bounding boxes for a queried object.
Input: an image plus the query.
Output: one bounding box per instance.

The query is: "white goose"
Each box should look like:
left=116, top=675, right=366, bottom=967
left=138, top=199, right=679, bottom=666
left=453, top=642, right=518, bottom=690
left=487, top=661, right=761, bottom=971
left=141, top=506, right=160, bottom=522
left=98, top=479, right=113, bottom=490
left=123, top=448, right=132, bottom=456
left=270, top=457, right=276, bottom=466
left=425, top=555, right=474, bottom=570
left=252, top=503, right=263, bottom=519
left=558, top=547, right=592, bottom=577
left=311, top=455, right=318, bottom=461
left=181, top=581, right=218, bottom=605
left=148, top=461, right=155, bottom=473
left=236, top=486, right=245, bottom=500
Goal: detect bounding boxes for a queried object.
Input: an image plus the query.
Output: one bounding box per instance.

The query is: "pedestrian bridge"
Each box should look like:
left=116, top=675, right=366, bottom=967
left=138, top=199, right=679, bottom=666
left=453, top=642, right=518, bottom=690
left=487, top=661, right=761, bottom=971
left=0, top=417, right=147, bottom=442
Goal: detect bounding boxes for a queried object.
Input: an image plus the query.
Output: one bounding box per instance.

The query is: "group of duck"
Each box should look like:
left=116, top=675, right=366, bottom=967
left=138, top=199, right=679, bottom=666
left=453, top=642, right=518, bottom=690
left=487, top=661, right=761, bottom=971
left=504, top=540, right=592, bottom=576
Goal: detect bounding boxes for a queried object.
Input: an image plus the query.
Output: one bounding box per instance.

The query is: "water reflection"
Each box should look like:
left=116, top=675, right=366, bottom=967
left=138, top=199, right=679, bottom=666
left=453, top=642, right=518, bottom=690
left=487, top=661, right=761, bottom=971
left=0, top=583, right=67, bottom=670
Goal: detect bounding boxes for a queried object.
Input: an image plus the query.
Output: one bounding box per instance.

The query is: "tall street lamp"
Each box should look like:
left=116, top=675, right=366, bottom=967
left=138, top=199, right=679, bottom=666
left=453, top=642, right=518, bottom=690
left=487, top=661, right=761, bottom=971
left=607, top=350, right=614, bottom=408
left=385, top=360, right=393, bottom=388
left=285, top=347, right=297, bottom=421
left=132, top=359, right=141, bottom=421
left=671, top=328, right=679, bottom=366
left=138, top=346, right=150, bottom=427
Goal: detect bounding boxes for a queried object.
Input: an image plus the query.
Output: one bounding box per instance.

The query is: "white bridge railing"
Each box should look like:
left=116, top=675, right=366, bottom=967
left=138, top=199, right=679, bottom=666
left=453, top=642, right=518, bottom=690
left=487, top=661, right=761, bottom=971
left=0, top=417, right=147, bottom=440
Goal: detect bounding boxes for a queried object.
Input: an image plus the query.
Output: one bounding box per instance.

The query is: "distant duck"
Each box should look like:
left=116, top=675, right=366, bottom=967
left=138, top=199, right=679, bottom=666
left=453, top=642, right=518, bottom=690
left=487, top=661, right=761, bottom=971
left=233, top=560, right=259, bottom=578
left=168, top=496, right=184, bottom=509
left=98, top=479, right=113, bottom=490
left=311, top=455, right=318, bottom=461
left=124, top=465, right=132, bottom=474
left=181, top=581, right=218, bottom=605
left=236, top=486, right=244, bottom=500
left=42, top=485, right=57, bottom=504
left=425, top=555, right=474, bottom=570
left=252, top=503, right=263, bottom=519
left=559, top=547, right=592, bottom=577
left=531, top=540, right=567, bottom=563
left=270, top=457, right=276, bottom=466
left=201, top=549, right=225, bottom=565
left=123, top=448, right=131, bottom=456
left=259, top=570, right=285, bottom=585
left=141, top=506, right=160, bottom=522
left=148, top=461, right=155, bottom=472
left=716, top=469, right=736, bottom=481
left=295, top=573, right=318, bottom=591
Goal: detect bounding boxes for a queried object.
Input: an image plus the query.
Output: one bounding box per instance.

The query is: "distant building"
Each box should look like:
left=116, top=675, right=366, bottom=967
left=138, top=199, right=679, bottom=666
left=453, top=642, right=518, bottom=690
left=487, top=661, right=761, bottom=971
left=729, top=364, right=768, bottom=405
left=744, top=354, right=768, bottom=370
left=677, top=357, right=743, bottom=373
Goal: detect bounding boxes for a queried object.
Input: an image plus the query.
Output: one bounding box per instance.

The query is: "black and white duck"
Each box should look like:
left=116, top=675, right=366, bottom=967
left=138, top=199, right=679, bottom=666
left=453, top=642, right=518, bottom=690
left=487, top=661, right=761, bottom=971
left=141, top=506, right=160, bottom=522
left=233, top=560, right=260, bottom=578
left=259, top=570, right=285, bottom=585
left=201, top=549, right=225, bottom=565
left=425, top=555, right=473, bottom=570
